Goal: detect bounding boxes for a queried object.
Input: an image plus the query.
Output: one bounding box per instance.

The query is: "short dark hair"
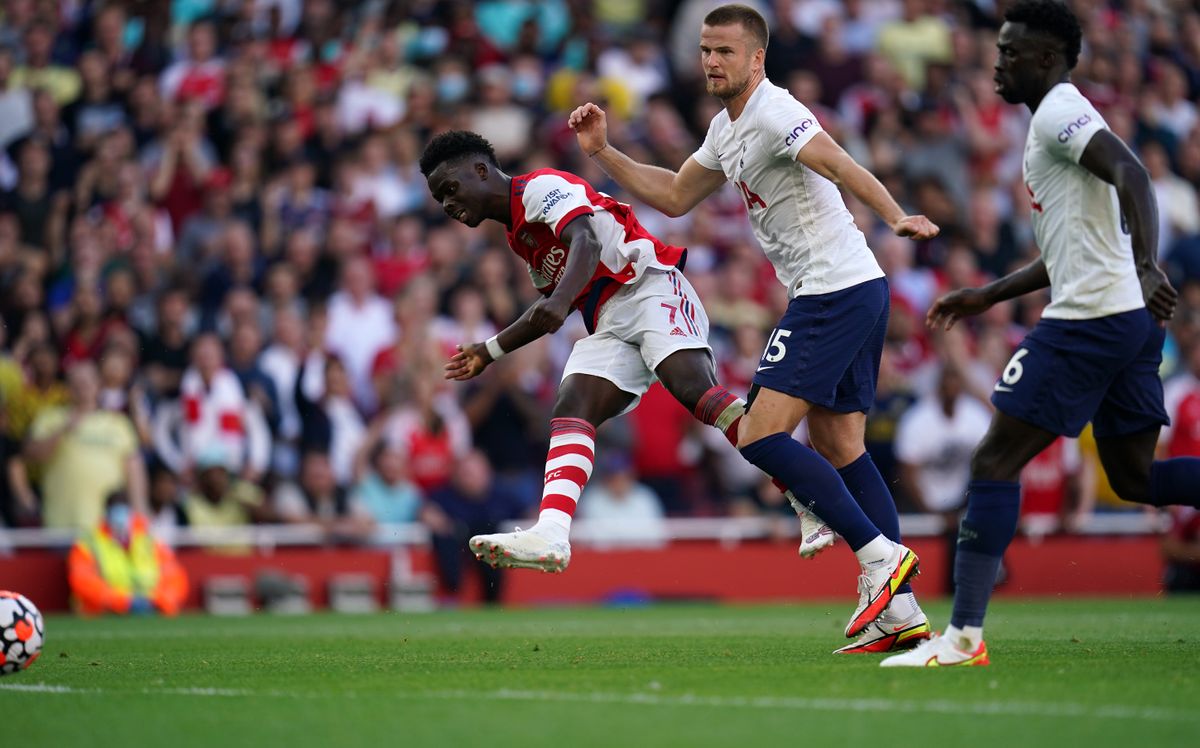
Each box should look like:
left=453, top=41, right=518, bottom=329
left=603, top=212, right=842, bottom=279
left=419, top=130, right=499, bottom=177
left=703, top=4, right=769, bottom=51
left=1004, top=0, right=1083, bottom=69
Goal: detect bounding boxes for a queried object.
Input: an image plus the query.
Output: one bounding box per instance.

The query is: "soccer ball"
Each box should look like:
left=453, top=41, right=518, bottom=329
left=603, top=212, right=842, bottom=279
left=0, top=591, right=44, bottom=675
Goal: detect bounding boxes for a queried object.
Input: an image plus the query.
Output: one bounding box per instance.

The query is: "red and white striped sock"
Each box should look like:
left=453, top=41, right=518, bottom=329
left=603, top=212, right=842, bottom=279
left=694, top=385, right=746, bottom=448
left=694, top=385, right=795, bottom=503
left=530, top=417, right=596, bottom=544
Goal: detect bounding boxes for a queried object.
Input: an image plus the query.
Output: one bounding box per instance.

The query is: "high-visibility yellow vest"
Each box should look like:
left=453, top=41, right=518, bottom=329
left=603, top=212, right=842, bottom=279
left=85, top=524, right=161, bottom=597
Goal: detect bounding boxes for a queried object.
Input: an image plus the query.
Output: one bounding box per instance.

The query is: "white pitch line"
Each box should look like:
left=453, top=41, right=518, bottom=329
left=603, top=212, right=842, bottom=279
left=149, top=687, right=252, bottom=697
left=407, top=688, right=1199, bottom=723
left=0, top=683, right=97, bottom=694
left=1, top=682, right=1195, bottom=724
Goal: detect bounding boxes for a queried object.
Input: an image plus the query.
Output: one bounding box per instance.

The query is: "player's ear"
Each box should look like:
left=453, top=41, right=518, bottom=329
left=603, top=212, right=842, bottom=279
left=1040, top=45, right=1059, bottom=70
left=475, top=161, right=489, bottom=180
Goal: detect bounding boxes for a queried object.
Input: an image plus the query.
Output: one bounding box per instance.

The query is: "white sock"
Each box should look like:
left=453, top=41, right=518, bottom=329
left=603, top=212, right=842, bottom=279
left=530, top=514, right=570, bottom=544
left=961, top=625, right=984, bottom=648
left=854, top=535, right=895, bottom=567
left=883, top=592, right=920, bottom=621
left=943, top=624, right=983, bottom=650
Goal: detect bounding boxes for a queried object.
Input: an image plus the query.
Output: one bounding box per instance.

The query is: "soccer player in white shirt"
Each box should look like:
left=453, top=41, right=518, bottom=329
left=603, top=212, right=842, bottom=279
left=884, top=0, right=1200, bottom=668
left=569, top=4, right=937, bottom=652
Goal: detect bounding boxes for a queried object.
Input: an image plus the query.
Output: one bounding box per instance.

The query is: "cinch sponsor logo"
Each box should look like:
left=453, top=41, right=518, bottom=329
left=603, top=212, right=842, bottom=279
left=784, top=119, right=816, bottom=146
left=541, top=188, right=569, bottom=216
left=1057, top=114, right=1092, bottom=143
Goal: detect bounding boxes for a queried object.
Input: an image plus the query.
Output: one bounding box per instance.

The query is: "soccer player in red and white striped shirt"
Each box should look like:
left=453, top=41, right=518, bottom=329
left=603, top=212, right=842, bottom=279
left=422, top=130, right=752, bottom=574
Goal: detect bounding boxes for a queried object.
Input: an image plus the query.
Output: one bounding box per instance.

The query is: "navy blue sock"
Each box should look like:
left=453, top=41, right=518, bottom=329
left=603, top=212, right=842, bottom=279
left=838, top=452, right=911, bottom=594
left=950, top=480, right=1021, bottom=629
left=1150, top=459, right=1200, bottom=508
left=740, top=433, right=880, bottom=550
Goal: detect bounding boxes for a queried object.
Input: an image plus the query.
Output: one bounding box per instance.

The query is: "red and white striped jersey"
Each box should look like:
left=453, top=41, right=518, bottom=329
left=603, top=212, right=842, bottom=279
left=507, top=168, right=685, bottom=332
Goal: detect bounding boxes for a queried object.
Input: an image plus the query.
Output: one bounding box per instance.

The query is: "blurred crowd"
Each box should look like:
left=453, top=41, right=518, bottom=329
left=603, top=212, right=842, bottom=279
left=1, top=0, right=1200, bottom=576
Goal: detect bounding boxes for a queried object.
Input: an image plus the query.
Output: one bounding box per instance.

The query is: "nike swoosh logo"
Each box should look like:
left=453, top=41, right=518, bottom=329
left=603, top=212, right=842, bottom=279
left=756, top=365, right=775, bottom=372
left=891, top=624, right=908, bottom=632
left=993, top=385, right=1013, bottom=393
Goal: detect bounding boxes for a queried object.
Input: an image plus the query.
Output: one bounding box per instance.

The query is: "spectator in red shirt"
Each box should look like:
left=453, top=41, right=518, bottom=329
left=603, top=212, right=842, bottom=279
left=1019, top=437, right=1089, bottom=536
left=630, top=383, right=700, bottom=515
left=160, top=20, right=226, bottom=110
left=60, top=282, right=131, bottom=371
left=1162, top=344, right=1200, bottom=459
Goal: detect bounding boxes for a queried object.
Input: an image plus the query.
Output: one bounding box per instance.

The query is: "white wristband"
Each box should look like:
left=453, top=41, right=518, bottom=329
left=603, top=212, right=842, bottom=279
left=484, top=335, right=506, bottom=361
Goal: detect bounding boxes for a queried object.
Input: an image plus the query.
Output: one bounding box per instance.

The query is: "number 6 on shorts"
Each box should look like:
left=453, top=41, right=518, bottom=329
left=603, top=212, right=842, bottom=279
left=1002, top=348, right=1029, bottom=386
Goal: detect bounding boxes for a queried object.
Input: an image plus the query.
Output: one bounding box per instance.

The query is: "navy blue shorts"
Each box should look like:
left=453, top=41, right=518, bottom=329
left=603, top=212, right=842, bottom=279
left=751, top=277, right=888, bottom=413
left=991, top=308, right=1169, bottom=439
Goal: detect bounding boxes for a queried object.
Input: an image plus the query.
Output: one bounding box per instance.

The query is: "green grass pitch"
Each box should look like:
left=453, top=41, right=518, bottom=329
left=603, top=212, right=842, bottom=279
left=4, top=598, right=1199, bottom=747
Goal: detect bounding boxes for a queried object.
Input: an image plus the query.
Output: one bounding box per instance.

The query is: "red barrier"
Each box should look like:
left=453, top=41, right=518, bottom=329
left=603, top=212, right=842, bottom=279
left=0, top=534, right=1167, bottom=612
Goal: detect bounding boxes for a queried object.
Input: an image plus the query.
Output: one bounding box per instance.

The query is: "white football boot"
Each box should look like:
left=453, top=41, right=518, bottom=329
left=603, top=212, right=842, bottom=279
left=469, top=528, right=571, bottom=573
left=880, top=631, right=990, bottom=667
left=834, top=594, right=931, bottom=654
left=786, top=491, right=836, bottom=558
left=844, top=542, right=920, bottom=637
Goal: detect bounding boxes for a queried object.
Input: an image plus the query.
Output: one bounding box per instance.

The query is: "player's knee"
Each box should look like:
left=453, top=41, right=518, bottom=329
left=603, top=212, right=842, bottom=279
left=810, top=438, right=858, bottom=469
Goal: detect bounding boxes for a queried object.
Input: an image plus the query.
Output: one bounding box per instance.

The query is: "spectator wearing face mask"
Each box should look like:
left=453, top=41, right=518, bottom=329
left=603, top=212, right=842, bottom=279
left=67, top=491, right=189, bottom=616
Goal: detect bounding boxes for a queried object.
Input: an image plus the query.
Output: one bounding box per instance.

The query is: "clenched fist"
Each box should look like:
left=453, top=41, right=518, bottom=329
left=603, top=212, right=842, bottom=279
left=568, top=102, right=608, bottom=157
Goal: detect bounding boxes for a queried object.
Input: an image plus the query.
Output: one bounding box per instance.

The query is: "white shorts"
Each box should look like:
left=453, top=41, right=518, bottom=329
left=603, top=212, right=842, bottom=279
left=562, top=268, right=711, bottom=414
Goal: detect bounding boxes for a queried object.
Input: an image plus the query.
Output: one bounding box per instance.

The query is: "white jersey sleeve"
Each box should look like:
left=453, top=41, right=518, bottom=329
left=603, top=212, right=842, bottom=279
left=522, top=173, right=595, bottom=237
left=1030, top=90, right=1106, bottom=165
left=691, top=119, right=724, bottom=171
left=757, top=97, right=823, bottom=161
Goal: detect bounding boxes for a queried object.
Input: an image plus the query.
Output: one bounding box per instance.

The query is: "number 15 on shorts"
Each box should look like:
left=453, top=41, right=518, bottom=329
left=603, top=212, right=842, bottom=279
left=759, top=328, right=792, bottom=370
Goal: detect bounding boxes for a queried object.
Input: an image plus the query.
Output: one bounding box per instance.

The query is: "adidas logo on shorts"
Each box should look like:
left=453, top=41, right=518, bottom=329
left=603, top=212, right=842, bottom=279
left=670, top=327, right=686, bottom=336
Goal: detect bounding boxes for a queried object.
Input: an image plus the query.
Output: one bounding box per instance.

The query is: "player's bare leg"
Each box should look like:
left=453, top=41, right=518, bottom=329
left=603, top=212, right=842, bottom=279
left=1095, top=429, right=1161, bottom=505
left=471, top=374, right=633, bottom=573
left=1096, top=427, right=1200, bottom=505
left=655, top=352, right=836, bottom=557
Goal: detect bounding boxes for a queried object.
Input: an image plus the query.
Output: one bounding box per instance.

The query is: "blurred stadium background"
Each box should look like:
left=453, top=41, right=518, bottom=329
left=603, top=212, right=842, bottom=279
left=1, top=0, right=1200, bottom=614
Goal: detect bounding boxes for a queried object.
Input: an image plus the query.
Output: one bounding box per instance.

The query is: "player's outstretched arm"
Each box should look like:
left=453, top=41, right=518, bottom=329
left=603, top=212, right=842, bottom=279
left=568, top=102, right=725, bottom=217
left=1079, top=130, right=1177, bottom=322
left=445, top=304, right=545, bottom=381
left=796, top=132, right=939, bottom=240
left=927, top=259, right=1050, bottom=331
